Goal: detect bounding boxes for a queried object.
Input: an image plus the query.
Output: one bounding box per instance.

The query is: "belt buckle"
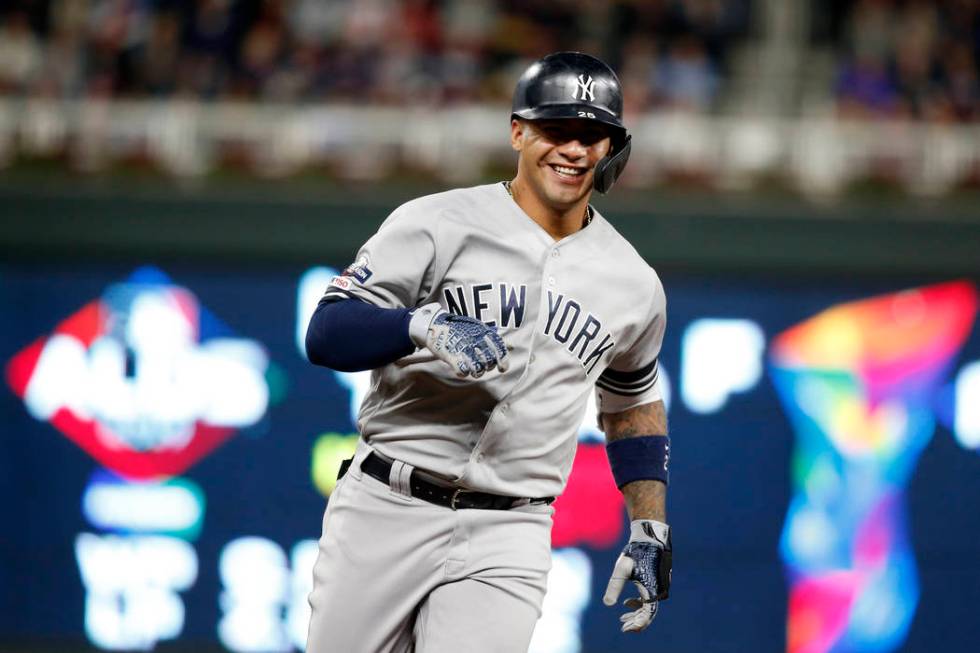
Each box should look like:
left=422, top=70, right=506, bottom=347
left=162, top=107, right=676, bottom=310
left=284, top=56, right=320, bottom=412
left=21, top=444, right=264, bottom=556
left=450, top=488, right=465, bottom=510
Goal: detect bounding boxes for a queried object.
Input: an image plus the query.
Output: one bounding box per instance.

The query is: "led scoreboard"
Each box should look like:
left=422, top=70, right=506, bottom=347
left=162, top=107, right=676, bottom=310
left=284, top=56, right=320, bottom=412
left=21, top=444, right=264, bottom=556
left=2, top=263, right=979, bottom=653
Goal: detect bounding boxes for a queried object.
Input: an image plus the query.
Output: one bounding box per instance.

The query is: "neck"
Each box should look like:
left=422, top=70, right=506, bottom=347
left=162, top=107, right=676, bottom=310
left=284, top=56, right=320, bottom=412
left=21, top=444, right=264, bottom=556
left=508, top=176, right=592, bottom=241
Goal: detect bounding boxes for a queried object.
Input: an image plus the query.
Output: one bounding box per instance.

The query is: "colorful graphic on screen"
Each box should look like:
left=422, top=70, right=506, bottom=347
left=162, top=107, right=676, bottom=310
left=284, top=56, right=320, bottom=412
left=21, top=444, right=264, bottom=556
left=769, top=281, right=978, bottom=653
left=5, top=266, right=271, bottom=481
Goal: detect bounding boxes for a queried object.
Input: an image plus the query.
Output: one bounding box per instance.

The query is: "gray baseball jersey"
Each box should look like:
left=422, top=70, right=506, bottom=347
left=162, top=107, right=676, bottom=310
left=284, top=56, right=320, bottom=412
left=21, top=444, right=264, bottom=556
left=323, top=182, right=665, bottom=498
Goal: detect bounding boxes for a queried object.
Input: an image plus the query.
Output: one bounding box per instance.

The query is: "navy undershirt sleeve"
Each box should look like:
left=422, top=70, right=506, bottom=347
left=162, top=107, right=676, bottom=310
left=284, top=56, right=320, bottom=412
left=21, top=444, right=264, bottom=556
left=305, top=297, right=416, bottom=372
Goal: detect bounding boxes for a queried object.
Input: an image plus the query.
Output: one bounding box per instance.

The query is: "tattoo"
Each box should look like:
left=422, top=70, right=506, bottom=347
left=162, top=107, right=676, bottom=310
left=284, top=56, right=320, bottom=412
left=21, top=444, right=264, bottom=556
left=602, top=400, right=668, bottom=441
left=622, top=479, right=667, bottom=522
left=601, top=400, right=669, bottom=522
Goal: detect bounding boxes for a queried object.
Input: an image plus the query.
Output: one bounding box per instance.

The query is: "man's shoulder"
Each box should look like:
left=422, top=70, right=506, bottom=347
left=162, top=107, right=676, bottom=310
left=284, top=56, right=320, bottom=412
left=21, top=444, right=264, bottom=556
left=591, top=210, right=660, bottom=279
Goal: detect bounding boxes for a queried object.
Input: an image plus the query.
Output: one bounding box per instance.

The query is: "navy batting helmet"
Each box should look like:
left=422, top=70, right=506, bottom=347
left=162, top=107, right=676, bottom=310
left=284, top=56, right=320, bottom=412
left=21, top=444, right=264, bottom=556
left=512, top=52, right=631, bottom=194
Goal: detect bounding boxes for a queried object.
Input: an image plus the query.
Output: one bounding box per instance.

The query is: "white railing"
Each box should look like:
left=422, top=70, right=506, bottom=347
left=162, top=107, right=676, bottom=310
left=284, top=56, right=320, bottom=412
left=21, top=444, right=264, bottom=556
left=1, top=98, right=978, bottom=197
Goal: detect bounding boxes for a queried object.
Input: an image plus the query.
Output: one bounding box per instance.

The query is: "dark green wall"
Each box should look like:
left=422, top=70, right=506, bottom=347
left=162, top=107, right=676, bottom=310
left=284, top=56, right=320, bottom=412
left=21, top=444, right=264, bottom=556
left=2, top=181, right=978, bottom=278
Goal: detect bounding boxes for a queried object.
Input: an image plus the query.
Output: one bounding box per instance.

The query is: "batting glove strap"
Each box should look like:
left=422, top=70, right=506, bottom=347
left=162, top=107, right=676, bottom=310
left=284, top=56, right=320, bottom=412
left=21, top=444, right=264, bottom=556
left=621, top=541, right=671, bottom=602
left=408, top=302, right=444, bottom=347
left=626, top=519, right=672, bottom=601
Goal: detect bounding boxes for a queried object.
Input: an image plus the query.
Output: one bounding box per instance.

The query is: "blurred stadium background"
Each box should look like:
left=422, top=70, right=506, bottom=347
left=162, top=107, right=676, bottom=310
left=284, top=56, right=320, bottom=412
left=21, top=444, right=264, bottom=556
left=1, top=1, right=979, bottom=652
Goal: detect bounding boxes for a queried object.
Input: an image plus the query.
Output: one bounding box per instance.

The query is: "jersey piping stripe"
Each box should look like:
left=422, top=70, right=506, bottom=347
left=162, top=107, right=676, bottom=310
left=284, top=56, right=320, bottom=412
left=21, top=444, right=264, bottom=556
left=596, top=364, right=659, bottom=396
left=595, top=381, right=658, bottom=397
left=320, top=290, right=354, bottom=303
left=597, top=369, right=658, bottom=391
left=598, top=360, right=658, bottom=388
left=595, top=376, right=657, bottom=396
left=600, top=358, right=658, bottom=384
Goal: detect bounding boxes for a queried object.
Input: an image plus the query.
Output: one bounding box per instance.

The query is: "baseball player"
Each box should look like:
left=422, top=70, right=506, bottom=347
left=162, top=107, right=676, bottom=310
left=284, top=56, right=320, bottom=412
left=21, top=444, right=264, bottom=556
left=304, top=51, right=671, bottom=652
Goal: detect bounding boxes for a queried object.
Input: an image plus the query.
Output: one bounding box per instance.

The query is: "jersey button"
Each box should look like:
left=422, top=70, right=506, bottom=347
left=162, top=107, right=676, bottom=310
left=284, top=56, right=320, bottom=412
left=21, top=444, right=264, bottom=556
left=551, top=249, right=560, bottom=258
left=501, top=403, right=509, bottom=412
left=529, top=354, right=536, bottom=364
left=547, top=276, right=555, bottom=286
left=476, top=453, right=485, bottom=462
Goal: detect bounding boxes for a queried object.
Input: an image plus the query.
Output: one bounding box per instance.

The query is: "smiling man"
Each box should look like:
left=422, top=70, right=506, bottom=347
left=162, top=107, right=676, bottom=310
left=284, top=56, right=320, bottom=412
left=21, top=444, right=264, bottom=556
left=304, top=52, right=672, bottom=652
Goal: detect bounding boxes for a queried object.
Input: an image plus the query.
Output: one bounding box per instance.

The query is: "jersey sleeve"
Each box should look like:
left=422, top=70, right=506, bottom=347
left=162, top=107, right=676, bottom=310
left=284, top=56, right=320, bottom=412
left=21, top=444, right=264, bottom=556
left=320, top=204, right=437, bottom=309
left=595, top=272, right=667, bottom=414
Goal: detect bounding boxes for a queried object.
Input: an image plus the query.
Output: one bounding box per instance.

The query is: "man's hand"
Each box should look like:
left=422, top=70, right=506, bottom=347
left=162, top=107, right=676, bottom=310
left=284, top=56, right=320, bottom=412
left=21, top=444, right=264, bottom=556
left=409, top=303, right=509, bottom=378
left=603, top=519, right=672, bottom=633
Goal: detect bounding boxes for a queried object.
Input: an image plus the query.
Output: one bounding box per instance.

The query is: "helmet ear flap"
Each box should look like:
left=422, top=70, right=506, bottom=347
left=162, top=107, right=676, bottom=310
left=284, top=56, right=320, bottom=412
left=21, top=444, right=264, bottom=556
left=593, top=134, right=631, bottom=194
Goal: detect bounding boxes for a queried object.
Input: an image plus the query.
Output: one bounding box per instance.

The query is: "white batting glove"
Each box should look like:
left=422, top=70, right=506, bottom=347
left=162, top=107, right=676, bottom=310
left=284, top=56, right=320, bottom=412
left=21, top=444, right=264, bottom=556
left=409, top=303, right=509, bottom=379
left=603, top=519, right=672, bottom=633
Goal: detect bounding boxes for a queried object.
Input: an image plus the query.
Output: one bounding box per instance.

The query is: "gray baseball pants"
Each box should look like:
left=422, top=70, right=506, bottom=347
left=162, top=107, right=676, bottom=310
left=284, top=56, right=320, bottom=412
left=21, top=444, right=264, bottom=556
left=306, top=442, right=554, bottom=653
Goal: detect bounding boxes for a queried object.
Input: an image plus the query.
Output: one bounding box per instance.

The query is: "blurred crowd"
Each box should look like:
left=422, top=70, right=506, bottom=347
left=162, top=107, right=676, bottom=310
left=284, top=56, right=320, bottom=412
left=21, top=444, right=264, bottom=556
left=0, top=0, right=749, bottom=111
left=831, top=0, right=980, bottom=122
left=0, top=0, right=976, bottom=122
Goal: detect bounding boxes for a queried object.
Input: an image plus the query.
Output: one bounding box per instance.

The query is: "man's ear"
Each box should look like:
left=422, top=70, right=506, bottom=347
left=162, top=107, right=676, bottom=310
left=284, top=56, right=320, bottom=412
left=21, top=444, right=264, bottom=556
left=510, top=118, right=524, bottom=152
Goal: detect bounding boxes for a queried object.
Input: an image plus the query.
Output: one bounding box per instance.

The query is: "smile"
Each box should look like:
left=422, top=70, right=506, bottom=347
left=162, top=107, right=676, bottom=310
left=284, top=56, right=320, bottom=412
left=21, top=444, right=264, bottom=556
left=549, top=164, right=586, bottom=179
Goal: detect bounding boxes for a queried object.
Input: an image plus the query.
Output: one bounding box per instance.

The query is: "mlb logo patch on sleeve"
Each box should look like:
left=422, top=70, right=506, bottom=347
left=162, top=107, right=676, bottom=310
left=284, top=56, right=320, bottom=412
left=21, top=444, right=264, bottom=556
left=342, top=255, right=373, bottom=284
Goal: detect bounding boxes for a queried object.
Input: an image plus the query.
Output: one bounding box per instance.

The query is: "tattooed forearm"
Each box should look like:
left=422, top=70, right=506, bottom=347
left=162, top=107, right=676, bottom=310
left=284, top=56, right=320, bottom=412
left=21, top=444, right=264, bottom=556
left=601, top=400, right=668, bottom=440
left=621, top=479, right=666, bottom=522
left=601, top=400, right=670, bottom=522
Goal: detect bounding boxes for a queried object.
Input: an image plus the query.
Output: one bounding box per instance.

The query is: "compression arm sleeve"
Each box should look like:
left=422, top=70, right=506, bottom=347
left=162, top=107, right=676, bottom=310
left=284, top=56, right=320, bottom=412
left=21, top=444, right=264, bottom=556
left=305, top=298, right=416, bottom=372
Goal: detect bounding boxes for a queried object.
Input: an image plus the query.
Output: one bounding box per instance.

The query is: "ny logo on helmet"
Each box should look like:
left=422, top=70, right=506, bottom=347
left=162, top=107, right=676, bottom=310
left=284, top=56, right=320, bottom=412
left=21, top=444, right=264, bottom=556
left=573, top=74, right=595, bottom=101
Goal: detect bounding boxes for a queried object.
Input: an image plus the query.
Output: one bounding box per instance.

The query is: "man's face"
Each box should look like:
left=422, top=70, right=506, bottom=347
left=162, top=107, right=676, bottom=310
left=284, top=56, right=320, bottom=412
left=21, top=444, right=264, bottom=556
left=511, top=118, right=612, bottom=209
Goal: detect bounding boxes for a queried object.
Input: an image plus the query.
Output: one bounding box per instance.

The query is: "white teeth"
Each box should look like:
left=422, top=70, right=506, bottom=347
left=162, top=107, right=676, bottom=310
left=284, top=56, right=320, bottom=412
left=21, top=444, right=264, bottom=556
left=552, top=165, right=583, bottom=176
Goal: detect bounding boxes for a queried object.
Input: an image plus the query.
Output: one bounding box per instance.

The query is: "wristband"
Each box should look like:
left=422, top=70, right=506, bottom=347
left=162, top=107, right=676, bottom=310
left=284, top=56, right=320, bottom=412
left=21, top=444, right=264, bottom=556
left=605, top=435, right=669, bottom=488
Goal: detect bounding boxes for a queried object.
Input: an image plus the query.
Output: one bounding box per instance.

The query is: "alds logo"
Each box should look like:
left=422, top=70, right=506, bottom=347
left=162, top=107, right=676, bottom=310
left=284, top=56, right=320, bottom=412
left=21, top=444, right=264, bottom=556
left=342, top=255, right=373, bottom=284
left=5, top=267, right=271, bottom=480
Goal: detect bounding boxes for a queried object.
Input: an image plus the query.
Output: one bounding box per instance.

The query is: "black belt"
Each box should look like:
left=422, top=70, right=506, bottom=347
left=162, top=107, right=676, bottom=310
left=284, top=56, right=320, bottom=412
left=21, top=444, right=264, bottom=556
left=351, top=452, right=555, bottom=511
